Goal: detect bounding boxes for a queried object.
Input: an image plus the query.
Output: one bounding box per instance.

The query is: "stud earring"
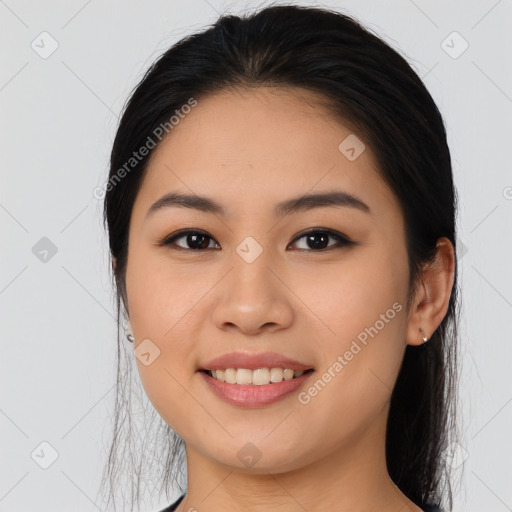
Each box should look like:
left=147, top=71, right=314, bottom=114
left=123, top=322, right=134, bottom=343
left=420, top=328, right=429, bottom=344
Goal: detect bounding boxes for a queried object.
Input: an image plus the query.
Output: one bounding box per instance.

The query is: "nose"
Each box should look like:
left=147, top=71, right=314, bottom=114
left=210, top=246, right=294, bottom=336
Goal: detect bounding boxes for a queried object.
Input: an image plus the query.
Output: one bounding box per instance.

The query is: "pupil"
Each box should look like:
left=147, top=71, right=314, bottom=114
left=308, top=233, right=328, bottom=249
left=188, top=234, right=209, bottom=250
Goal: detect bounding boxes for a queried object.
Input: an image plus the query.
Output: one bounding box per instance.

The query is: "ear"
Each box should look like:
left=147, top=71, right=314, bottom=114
left=406, top=237, right=456, bottom=346
left=112, top=256, right=117, bottom=273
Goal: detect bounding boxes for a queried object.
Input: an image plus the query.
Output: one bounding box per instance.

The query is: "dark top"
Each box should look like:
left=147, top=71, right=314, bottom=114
left=159, top=494, right=184, bottom=511
left=159, top=494, right=442, bottom=511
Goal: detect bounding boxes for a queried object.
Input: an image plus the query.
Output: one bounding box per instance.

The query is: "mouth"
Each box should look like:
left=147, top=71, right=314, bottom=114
left=198, top=367, right=315, bottom=408
left=199, top=368, right=315, bottom=386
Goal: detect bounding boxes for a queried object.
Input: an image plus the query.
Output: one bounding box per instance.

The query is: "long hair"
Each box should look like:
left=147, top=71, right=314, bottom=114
left=99, top=5, right=461, bottom=511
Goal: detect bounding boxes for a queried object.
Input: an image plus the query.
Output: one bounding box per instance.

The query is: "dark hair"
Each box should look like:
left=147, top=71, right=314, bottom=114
left=100, top=4, right=460, bottom=511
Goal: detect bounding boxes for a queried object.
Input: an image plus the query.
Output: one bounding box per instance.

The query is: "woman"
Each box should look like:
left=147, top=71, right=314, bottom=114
left=99, top=5, right=460, bottom=512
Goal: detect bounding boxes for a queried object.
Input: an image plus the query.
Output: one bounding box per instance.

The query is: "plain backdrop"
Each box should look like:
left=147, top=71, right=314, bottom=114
left=1, top=0, right=511, bottom=511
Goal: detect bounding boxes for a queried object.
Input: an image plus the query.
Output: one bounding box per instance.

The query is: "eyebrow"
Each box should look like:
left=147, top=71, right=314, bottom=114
left=145, top=190, right=371, bottom=219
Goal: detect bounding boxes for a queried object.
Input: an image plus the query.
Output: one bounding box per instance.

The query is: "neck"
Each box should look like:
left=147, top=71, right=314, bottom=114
left=175, top=406, right=422, bottom=512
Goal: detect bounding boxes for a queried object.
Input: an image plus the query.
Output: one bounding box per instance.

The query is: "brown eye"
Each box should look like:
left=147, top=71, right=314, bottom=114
left=160, top=230, right=220, bottom=251
left=159, top=228, right=354, bottom=252
left=288, top=229, right=354, bottom=251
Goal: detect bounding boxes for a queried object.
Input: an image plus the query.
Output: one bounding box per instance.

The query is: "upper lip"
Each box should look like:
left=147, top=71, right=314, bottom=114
left=200, top=351, right=314, bottom=371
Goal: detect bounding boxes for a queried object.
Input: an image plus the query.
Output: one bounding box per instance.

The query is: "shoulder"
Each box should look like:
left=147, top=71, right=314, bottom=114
left=158, top=494, right=185, bottom=512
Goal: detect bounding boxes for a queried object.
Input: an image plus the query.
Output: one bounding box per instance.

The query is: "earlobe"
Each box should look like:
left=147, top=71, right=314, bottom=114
left=406, top=237, right=455, bottom=346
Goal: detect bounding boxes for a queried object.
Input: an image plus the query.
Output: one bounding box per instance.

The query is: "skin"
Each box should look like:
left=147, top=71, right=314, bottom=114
left=120, top=86, right=455, bottom=512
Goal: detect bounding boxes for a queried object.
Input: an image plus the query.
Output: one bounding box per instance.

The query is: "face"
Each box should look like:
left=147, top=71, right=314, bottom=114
left=124, top=87, right=413, bottom=473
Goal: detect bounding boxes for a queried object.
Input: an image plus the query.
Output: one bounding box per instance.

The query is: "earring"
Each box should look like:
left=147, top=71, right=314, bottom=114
left=123, top=322, right=134, bottom=343
left=420, top=328, right=429, bottom=344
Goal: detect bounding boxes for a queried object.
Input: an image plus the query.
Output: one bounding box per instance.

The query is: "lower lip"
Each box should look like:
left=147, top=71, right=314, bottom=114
left=199, top=370, right=314, bottom=408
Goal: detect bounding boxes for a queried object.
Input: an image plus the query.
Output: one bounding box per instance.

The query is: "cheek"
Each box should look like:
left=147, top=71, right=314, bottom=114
left=296, top=248, right=408, bottom=342
left=124, top=245, right=229, bottom=410
left=125, top=244, right=198, bottom=336
left=292, top=287, right=407, bottom=450
left=305, top=275, right=407, bottom=390
left=292, top=249, right=408, bottom=410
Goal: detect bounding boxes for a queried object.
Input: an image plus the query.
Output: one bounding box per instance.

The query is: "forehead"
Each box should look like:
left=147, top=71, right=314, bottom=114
left=134, top=86, right=399, bottom=221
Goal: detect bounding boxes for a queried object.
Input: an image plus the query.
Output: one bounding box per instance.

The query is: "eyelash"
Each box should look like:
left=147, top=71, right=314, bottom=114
left=158, top=228, right=355, bottom=252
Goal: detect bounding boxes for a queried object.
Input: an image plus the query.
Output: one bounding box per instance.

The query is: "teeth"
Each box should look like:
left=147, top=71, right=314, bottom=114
left=236, top=368, right=253, bottom=385
left=283, top=369, right=294, bottom=381
left=209, top=368, right=306, bottom=385
left=225, top=368, right=236, bottom=384
left=270, top=368, right=284, bottom=383
left=251, top=368, right=269, bottom=385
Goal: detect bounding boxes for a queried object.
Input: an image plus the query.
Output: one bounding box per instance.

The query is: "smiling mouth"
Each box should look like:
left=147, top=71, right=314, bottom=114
left=200, top=368, right=314, bottom=385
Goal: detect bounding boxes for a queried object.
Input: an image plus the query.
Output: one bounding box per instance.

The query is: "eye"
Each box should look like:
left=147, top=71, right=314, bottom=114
left=159, top=230, right=220, bottom=251
left=158, top=228, right=354, bottom=252
left=288, top=229, right=354, bottom=251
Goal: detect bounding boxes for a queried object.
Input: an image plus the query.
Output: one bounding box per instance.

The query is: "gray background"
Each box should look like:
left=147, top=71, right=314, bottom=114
left=1, top=0, right=511, bottom=511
